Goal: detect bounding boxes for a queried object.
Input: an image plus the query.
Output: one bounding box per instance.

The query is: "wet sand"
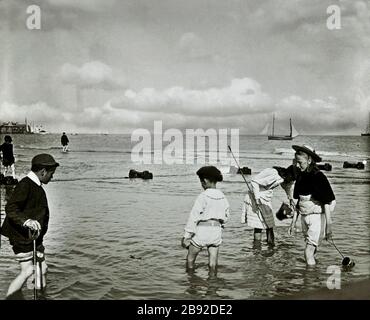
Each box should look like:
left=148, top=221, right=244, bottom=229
left=287, top=279, right=370, bottom=300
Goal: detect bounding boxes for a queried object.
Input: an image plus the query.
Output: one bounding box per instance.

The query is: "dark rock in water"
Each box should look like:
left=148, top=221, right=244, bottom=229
left=130, top=255, right=142, bottom=260
left=317, top=163, right=332, bottom=171
left=237, top=167, right=252, bottom=175
left=129, top=169, right=153, bottom=180
left=343, top=161, right=365, bottom=170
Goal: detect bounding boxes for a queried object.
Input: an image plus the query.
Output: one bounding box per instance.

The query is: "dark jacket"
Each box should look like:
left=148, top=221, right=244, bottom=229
left=1, top=176, right=49, bottom=247
left=0, top=142, right=15, bottom=165
left=61, top=134, right=69, bottom=146
left=293, top=167, right=335, bottom=205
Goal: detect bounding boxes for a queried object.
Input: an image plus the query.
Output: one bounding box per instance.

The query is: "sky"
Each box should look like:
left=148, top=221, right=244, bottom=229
left=0, top=0, right=369, bottom=135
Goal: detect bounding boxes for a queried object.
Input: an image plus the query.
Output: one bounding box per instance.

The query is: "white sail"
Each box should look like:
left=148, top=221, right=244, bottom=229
left=259, top=123, right=270, bottom=135
left=291, top=123, right=299, bottom=138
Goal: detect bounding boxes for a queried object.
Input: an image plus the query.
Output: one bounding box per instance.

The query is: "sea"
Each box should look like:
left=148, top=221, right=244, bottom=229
left=0, top=133, right=369, bottom=300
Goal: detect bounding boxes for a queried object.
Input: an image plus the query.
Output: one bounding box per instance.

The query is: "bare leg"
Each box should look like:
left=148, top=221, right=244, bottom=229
left=186, top=244, right=201, bottom=272
left=254, top=228, right=262, bottom=241
left=11, top=164, right=15, bottom=179
left=6, top=260, right=34, bottom=297
left=266, top=228, right=275, bottom=246
left=305, top=243, right=317, bottom=266
left=207, top=246, right=220, bottom=277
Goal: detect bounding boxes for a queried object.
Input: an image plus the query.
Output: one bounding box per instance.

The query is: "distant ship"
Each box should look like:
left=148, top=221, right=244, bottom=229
left=267, top=114, right=299, bottom=141
left=361, top=112, right=370, bottom=136
left=33, top=125, right=48, bottom=135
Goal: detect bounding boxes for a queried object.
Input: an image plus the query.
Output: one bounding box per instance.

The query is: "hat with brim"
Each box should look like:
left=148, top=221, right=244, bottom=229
left=32, top=153, right=60, bottom=167
left=292, top=145, right=322, bottom=163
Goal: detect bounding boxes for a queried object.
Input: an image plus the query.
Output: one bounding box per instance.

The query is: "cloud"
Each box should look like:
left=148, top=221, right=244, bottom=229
left=110, top=78, right=273, bottom=117
left=64, top=102, right=270, bottom=133
left=275, top=95, right=362, bottom=134
left=60, top=61, right=127, bottom=90
left=0, top=101, right=68, bottom=132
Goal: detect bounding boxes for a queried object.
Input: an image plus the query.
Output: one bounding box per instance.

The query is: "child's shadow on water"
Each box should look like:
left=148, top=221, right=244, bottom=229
left=251, top=240, right=277, bottom=258
left=185, top=271, right=226, bottom=299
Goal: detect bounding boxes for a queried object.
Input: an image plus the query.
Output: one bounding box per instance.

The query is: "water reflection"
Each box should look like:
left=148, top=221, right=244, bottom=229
left=252, top=240, right=276, bottom=258
left=185, top=271, right=227, bottom=299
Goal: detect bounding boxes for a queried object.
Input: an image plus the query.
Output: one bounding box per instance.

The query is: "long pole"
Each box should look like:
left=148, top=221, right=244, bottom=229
left=228, top=146, right=269, bottom=227
left=33, top=239, right=37, bottom=300
left=328, top=239, right=345, bottom=259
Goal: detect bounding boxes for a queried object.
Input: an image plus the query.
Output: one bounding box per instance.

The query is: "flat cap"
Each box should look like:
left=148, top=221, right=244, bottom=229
left=32, top=153, right=60, bottom=167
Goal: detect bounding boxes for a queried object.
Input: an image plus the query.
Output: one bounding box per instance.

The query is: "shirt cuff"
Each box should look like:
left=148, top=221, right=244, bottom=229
left=23, top=219, right=31, bottom=227
left=183, top=231, right=194, bottom=239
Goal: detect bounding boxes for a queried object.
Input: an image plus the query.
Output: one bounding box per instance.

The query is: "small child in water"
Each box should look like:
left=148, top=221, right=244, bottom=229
left=0, top=135, right=16, bottom=179
left=181, top=166, right=230, bottom=276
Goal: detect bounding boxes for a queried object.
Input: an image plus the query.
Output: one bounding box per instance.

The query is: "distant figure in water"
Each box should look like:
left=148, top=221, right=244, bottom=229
left=181, top=166, right=230, bottom=276
left=0, top=135, right=16, bottom=179
left=61, top=132, right=69, bottom=152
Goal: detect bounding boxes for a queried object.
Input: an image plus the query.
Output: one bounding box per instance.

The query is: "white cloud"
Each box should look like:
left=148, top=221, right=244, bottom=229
left=110, top=78, right=273, bottom=117
left=275, top=95, right=362, bottom=133
left=0, top=101, right=71, bottom=132
left=60, top=61, right=127, bottom=90
left=0, top=101, right=59, bottom=122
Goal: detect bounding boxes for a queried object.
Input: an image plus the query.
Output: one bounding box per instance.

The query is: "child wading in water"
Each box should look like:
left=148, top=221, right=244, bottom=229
left=0, top=135, right=16, bottom=179
left=242, top=165, right=296, bottom=246
left=181, top=166, right=230, bottom=276
left=1, top=153, right=59, bottom=299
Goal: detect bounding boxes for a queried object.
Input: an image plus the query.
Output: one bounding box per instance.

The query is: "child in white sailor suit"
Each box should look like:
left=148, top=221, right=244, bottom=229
left=181, top=166, right=230, bottom=276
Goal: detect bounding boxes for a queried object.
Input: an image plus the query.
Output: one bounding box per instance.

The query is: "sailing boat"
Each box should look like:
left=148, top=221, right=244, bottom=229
left=268, top=114, right=299, bottom=140
left=361, top=112, right=370, bottom=136
left=34, top=124, right=48, bottom=135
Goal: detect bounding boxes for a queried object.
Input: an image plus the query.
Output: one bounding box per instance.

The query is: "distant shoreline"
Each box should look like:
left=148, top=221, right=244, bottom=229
left=1, top=133, right=368, bottom=137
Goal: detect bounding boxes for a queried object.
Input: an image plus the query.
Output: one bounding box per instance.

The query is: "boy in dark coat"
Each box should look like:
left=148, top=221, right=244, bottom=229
left=1, top=153, right=59, bottom=299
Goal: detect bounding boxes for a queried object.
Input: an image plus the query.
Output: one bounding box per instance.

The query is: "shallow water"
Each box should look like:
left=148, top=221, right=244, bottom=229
left=0, top=134, right=369, bottom=299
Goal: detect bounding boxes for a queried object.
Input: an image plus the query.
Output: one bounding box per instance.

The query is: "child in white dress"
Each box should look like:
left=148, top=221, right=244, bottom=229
left=242, top=166, right=296, bottom=245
